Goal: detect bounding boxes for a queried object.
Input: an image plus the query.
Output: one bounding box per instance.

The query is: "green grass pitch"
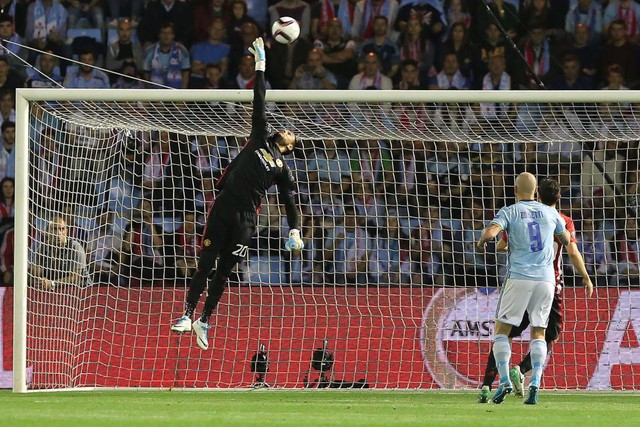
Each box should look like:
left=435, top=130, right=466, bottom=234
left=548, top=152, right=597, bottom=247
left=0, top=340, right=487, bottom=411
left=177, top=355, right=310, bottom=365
left=1, top=390, right=640, bottom=427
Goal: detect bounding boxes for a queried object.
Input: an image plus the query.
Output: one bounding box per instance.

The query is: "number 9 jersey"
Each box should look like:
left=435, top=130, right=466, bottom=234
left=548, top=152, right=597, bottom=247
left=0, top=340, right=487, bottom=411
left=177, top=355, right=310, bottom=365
left=490, top=200, right=567, bottom=284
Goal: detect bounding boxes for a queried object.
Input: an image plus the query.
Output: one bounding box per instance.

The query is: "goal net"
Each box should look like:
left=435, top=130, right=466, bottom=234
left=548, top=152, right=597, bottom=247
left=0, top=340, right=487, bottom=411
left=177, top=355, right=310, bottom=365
left=12, top=89, right=640, bottom=391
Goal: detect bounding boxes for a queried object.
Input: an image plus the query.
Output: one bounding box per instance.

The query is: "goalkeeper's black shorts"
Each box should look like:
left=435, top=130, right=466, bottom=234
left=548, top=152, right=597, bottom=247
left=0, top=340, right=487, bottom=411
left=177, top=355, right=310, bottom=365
left=509, top=292, right=563, bottom=343
left=201, top=204, right=257, bottom=265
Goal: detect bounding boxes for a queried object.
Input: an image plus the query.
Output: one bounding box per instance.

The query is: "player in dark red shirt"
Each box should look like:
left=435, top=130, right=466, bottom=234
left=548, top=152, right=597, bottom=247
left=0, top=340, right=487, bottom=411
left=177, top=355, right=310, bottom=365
left=170, top=38, right=304, bottom=350
left=478, top=178, right=593, bottom=403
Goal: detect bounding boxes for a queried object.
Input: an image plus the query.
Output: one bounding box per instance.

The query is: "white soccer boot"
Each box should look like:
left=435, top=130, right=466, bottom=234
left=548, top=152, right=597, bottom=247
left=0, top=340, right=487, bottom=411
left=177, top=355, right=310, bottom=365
left=170, top=316, right=192, bottom=333
left=192, top=319, right=211, bottom=350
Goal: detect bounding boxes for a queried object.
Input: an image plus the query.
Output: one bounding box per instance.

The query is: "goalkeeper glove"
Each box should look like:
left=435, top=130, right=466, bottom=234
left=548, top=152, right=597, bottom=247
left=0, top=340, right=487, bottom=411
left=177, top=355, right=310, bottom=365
left=248, top=37, right=266, bottom=72
left=285, top=229, right=304, bottom=252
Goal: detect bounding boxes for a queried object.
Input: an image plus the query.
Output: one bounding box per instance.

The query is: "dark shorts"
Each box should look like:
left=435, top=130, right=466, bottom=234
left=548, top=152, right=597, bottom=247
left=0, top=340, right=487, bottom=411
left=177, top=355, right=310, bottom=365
left=509, top=292, right=563, bottom=342
left=201, top=204, right=257, bottom=265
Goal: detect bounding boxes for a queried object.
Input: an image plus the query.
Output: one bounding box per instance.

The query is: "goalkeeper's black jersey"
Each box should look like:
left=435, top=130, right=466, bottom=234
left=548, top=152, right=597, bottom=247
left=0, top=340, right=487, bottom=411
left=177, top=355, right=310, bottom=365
left=214, top=70, right=299, bottom=229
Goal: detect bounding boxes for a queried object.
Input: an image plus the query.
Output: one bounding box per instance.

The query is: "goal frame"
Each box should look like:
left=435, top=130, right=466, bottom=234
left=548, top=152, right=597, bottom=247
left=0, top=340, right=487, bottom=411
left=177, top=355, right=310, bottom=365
left=13, top=88, right=640, bottom=393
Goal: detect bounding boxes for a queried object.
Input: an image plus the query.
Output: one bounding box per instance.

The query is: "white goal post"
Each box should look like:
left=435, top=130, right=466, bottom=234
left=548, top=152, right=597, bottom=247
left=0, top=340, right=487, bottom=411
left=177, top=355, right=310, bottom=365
left=13, top=88, right=640, bottom=392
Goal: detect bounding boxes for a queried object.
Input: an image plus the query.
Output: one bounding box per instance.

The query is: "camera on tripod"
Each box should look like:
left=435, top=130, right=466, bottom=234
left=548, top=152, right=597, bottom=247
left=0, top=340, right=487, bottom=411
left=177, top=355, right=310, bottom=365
left=250, top=343, right=269, bottom=388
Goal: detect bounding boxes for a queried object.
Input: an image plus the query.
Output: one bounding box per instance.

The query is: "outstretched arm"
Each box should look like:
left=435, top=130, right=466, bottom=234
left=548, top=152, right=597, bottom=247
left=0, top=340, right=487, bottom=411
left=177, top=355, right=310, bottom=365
left=248, top=37, right=267, bottom=138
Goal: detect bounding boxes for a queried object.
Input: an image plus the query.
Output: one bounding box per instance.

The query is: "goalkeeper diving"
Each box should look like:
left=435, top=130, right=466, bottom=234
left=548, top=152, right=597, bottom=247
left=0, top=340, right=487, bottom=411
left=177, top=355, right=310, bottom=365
left=171, top=37, right=303, bottom=350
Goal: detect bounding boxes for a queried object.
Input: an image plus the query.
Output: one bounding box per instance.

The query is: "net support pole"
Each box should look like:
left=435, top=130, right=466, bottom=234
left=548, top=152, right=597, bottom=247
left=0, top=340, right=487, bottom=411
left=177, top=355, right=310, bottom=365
left=13, top=93, right=29, bottom=393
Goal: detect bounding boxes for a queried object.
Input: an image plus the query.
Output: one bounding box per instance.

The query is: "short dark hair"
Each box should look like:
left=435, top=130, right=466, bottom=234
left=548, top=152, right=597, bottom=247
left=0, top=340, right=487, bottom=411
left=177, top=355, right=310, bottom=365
left=538, top=177, right=560, bottom=206
left=1, top=120, right=15, bottom=133
left=373, top=15, right=388, bottom=25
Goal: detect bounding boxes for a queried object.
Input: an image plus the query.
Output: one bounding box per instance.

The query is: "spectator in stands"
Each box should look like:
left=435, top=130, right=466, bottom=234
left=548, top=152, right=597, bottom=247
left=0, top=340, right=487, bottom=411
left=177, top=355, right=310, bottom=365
left=0, top=120, right=14, bottom=179
left=604, top=0, right=640, bottom=41
left=25, top=49, right=63, bottom=88
left=480, top=53, right=512, bottom=120
left=25, top=0, right=68, bottom=63
left=0, top=14, right=26, bottom=71
left=613, top=216, right=640, bottom=285
left=107, top=0, right=144, bottom=24
left=0, top=55, right=23, bottom=91
left=141, top=130, right=194, bottom=214
left=474, top=0, right=519, bottom=41
left=66, top=0, right=104, bottom=30
left=428, top=53, right=470, bottom=89
left=468, top=140, right=508, bottom=210
left=63, top=49, right=109, bottom=88
left=289, top=48, right=337, bottom=89
left=349, top=139, right=394, bottom=191
left=601, top=19, right=638, bottom=87
left=324, top=206, right=371, bottom=285
left=445, top=0, right=471, bottom=30
left=577, top=217, right=613, bottom=279
left=191, top=134, right=224, bottom=181
left=581, top=140, right=625, bottom=210
left=352, top=0, right=399, bottom=41
left=601, top=63, right=628, bottom=90
left=193, top=0, right=225, bottom=43
left=319, top=18, right=357, bottom=89
left=431, top=96, right=476, bottom=140
left=106, top=17, right=144, bottom=73
left=0, top=0, right=26, bottom=38
left=226, top=0, right=261, bottom=47
left=565, top=0, right=603, bottom=41
left=369, top=214, right=411, bottom=284
left=267, top=34, right=312, bottom=89
left=202, top=63, right=229, bottom=89
left=138, top=0, right=194, bottom=48
left=86, top=209, right=123, bottom=285
left=461, top=199, right=502, bottom=287
left=121, top=199, right=167, bottom=285
left=395, top=58, right=421, bottom=89
left=515, top=22, right=558, bottom=89
left=31, top=216, right=91, bottom=290
left=307, top=139, right=351, bottom=185
left=398, top=14, right=436, bottom=86
left=173, top=212, right=201, bottom=280
left=394, top=0, right=444, bottom=42
left=349, top=51, right=393, bottom=89
left=0, top=89, right=14, bottom=123
left=358, top=15, right=400, bottom=80
left=473, top=22, right=511, bottom=89
left=228, top=21, right=259, bottom=78
left=412, top=207, right=444, bottom=285
left=226, top=54, right=272, bottom=89
left=111, top=59, right=145, bottom=89
left=269, top=0, right=311, bottom=40
left=143, top=22, right=190, bottom=89
left=190, top=18, right=230, bottom=83
left=0, top=176, right=14, bottom=223
left=548, top=54, right=595, bottom=90
left=519, top=0, right=564, bottom=39
left=565, top=23, right=600, bottom=85
left=310, top=180, right=346, bottom=224
left=311, top=0, right=358, bottom=40
left=425, top=140, right=471, bottom=210
left=437, top=22, right=474, bottom=80
left=0, top=226, right=12, bottom=285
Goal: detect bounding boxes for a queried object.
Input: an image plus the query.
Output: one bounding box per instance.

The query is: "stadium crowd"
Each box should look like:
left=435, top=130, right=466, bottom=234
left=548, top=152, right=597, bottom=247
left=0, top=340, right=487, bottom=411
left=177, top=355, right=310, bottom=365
left=0, top=0, right=638, bottom=288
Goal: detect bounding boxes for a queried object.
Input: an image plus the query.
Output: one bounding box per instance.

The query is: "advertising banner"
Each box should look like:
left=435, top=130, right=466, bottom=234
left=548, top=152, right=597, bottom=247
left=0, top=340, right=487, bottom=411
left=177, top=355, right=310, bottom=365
left=1, top=286, right=639, bottom=390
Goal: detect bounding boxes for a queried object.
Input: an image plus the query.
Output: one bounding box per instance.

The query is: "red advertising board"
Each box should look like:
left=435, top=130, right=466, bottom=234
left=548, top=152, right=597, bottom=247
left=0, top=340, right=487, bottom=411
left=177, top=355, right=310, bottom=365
left=1, top=286, right=639, bottom=390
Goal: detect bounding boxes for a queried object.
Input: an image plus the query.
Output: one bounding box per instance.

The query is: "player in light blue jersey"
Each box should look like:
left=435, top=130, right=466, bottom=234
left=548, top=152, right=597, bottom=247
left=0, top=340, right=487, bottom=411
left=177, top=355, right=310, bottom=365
left=476, top=172, right=571, bottom=404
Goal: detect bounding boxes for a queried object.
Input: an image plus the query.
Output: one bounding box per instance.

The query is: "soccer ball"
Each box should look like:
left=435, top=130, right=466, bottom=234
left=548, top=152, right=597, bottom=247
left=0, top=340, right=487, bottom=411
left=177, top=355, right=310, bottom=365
left=271, top=17, right=300, bottom=44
